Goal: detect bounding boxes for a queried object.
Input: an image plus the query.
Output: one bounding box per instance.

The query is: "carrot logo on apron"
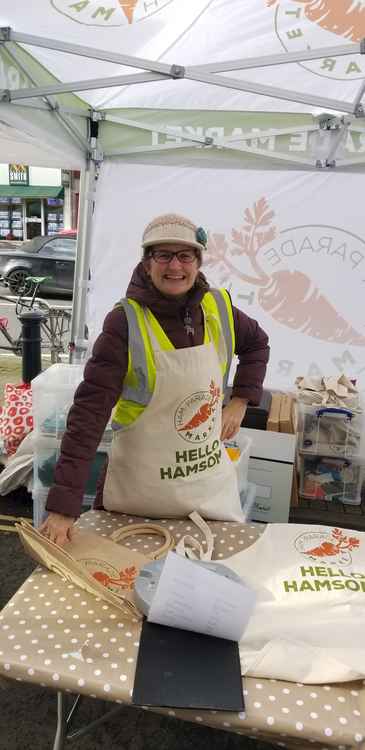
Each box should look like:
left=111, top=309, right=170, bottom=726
left=174, top=380, right=221, bottom=443
left=294, top=528, right=360, bottom=567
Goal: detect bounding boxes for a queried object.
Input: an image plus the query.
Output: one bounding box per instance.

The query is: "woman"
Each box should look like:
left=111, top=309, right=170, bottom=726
left=40, top=213, right=270, bottom=546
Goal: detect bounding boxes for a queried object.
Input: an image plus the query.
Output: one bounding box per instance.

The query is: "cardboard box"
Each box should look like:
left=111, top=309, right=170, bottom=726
left=266, top=392, right=281, bottom=432
left=279, top=393, right=295, bottom=434
left=239, top=427, right=296, bottom=523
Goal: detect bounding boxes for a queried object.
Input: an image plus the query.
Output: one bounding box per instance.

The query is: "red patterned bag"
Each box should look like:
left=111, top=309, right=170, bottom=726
left=0, top=383, right=33, bottom=456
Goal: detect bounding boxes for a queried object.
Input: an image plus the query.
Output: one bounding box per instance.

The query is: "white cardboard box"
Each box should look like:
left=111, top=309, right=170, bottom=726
left=239, top=427, right=296, bottom=523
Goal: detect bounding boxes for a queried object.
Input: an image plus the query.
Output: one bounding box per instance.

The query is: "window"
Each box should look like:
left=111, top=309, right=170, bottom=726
left=0, top=198, right=24, bottom=239
left=43, top=238, right=76, bottom=254
left=45, top=200, right=64, bottom=235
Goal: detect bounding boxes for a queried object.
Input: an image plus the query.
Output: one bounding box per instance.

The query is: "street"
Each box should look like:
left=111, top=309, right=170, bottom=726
left=0, top=285, right=72, bottom=358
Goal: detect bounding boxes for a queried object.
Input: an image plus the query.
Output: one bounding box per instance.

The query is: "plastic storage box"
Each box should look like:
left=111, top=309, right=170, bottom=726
left=299, top=454, right=363, bottom=505
left=32, top=363, right=85, bottom=438
left=297, top=404, right=362, bottom=458
left=240, top=481, right=256, bottom=521
left=32, top=444, right=109, bottom=527
left=32, top=483, right=105, bottom=529
left=224, top=430, right=252, bottom=494
left=33, top=432, right=109, bottom=491
left=31, top=363, right=112, bottom=526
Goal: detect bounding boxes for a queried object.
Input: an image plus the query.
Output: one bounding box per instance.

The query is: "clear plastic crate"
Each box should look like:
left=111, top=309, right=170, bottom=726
left=299, top=454, right=363, bottom=505
left=224, top=430, right=252, bottom=494
left=297, top=404, right=363, bottom=458
left=32, top=363, right=85, bottom=437
left=33, top=432, right=109, bottom=494
left=32, top=484, right=95, bottom=528
left=31, top=362, right=113, bottom=442
left=240, top=481, right=256, bottom=522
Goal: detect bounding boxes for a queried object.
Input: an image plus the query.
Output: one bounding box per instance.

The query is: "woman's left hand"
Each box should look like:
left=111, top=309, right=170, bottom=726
left=221, top=397, right=248, bottom=441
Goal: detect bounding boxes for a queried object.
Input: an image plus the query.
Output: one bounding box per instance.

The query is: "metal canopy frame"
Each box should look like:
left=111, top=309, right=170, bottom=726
left=1, top=26, right=364, bottom=165
left=1, top=27, right=365, bottom=359
left=1, top=28, right=365, bottom=117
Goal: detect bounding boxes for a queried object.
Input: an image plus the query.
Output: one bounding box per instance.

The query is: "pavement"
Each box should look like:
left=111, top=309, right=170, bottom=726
left=0, top=240, right=23, bottom=249
left=0, top=355, right=53, bottom=403
left=0, top=355, right=23, bottom=405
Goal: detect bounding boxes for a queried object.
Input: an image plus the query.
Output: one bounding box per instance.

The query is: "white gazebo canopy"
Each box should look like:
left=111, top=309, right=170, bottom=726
left=1, top=0, right=364, bottom=390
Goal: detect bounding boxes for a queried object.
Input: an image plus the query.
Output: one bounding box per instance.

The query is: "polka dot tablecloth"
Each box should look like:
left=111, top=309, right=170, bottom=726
left=1, top=511, right=364, bottom=750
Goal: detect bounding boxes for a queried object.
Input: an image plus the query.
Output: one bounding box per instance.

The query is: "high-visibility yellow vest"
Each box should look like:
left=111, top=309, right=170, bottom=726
left=113, top=289, right=235, bottom=427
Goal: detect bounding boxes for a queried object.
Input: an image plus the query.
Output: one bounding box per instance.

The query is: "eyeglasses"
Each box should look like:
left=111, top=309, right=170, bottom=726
left=150, top=249, right=197, bottom=265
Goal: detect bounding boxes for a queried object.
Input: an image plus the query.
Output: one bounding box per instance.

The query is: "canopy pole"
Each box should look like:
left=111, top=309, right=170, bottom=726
left=69, top=160, right=96, bottom=363
left=69, top=114, right=103, bottom=364
left=3, top=28, right=360, bottom=72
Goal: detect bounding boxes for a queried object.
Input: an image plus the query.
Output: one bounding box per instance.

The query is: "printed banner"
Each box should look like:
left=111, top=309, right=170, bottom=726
left=1, top=0, right=364, bottom=110
left=89, top=160, right=365, bottom=394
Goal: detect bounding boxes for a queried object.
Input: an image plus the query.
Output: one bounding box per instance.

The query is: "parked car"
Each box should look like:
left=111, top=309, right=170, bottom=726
left=57, top=229, right=77, bottom=238
left=0, top=233, right=77, bottom=295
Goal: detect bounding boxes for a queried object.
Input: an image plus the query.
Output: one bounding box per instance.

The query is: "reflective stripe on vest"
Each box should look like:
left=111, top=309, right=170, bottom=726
left=119, top=301, right=152, bottom=406
left=113, top=289, right=235, bottom=427
left=209, top=288, right=234, bottom=381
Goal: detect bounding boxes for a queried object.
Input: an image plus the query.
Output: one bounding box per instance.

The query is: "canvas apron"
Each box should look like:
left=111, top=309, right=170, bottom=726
left=103, top=313, right=244, bottom=521
left=221, top=523, right=365, bottom=683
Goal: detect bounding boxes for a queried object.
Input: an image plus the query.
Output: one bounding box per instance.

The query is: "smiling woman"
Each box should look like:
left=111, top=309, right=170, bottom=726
left=145, top=244, right=200, bottom=298
left=39, top=211, right=270, bottom=546
left=141, top=215, right=205, bottom=298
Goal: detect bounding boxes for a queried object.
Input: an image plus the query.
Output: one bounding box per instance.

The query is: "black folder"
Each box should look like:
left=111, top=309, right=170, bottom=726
left=132, top=621, right=244, bottom=711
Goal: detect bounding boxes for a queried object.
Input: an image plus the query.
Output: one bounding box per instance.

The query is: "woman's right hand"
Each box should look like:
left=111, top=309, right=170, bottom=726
left=39, top=512, right=76, bottom=547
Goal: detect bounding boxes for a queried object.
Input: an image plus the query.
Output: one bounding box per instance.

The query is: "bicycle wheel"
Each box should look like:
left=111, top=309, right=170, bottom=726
left=7, top=270, right=33, bottom=296
left=40, top=308, right=71, bottom=363
left=0, top=318, right=22, bottom=356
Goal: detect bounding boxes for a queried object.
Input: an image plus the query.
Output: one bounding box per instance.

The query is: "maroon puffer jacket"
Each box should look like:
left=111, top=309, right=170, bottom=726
left=46, top=263, right=270, bottom=518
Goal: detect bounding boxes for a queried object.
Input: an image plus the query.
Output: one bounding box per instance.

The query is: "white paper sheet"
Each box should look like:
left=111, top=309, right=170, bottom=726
left=147, top=552, right=256, bottom=642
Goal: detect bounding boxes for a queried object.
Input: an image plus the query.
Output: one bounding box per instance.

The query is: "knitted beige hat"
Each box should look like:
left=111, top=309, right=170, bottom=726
left=142, top=213, right=207, bottom=253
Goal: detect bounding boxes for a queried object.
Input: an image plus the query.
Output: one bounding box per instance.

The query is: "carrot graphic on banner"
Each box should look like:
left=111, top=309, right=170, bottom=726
left=118, top=0, right=139, bottom=24
left=205, top=197, right=365, bottom=346
left=267, top=0, right=365, bottom=43
left=178, top=381, right=220, bottom=431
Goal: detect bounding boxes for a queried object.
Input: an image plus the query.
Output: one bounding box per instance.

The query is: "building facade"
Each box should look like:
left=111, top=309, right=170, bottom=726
left=0, top=165, right=79, bottom=241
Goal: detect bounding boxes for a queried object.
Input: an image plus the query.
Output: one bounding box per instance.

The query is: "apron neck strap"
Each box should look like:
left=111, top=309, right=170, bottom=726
left=143, top=306, right=226, bottom=366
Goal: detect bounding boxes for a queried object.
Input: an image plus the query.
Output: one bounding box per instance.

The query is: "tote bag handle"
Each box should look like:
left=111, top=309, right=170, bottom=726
left=109, top=523, right=174, bottom=560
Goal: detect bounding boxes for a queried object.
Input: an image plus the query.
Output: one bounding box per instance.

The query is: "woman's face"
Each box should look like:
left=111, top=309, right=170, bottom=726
left=145, top=242, right=200, bottom=297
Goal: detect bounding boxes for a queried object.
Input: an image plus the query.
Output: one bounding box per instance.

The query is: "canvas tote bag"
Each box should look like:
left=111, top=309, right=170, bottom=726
left=17, top=521, right=174, bottom=620
left=221, top=523, right=365, bottom=683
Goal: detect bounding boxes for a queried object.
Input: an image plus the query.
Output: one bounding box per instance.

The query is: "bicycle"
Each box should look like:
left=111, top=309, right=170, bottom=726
left=0, top=275, right=72, bottom=364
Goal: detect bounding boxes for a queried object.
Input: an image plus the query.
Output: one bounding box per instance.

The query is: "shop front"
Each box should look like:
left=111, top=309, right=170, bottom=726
left=0, top=187, right=64, bottom=241
left=0, top=164, right=65, bottom=241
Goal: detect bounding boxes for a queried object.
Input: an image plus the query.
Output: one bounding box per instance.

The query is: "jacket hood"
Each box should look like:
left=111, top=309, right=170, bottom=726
left=125, top=261, right=210, bottom=316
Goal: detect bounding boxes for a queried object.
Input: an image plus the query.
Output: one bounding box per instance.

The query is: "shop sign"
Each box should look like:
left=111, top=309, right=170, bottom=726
left=9, top=164, right=29, bottom=185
